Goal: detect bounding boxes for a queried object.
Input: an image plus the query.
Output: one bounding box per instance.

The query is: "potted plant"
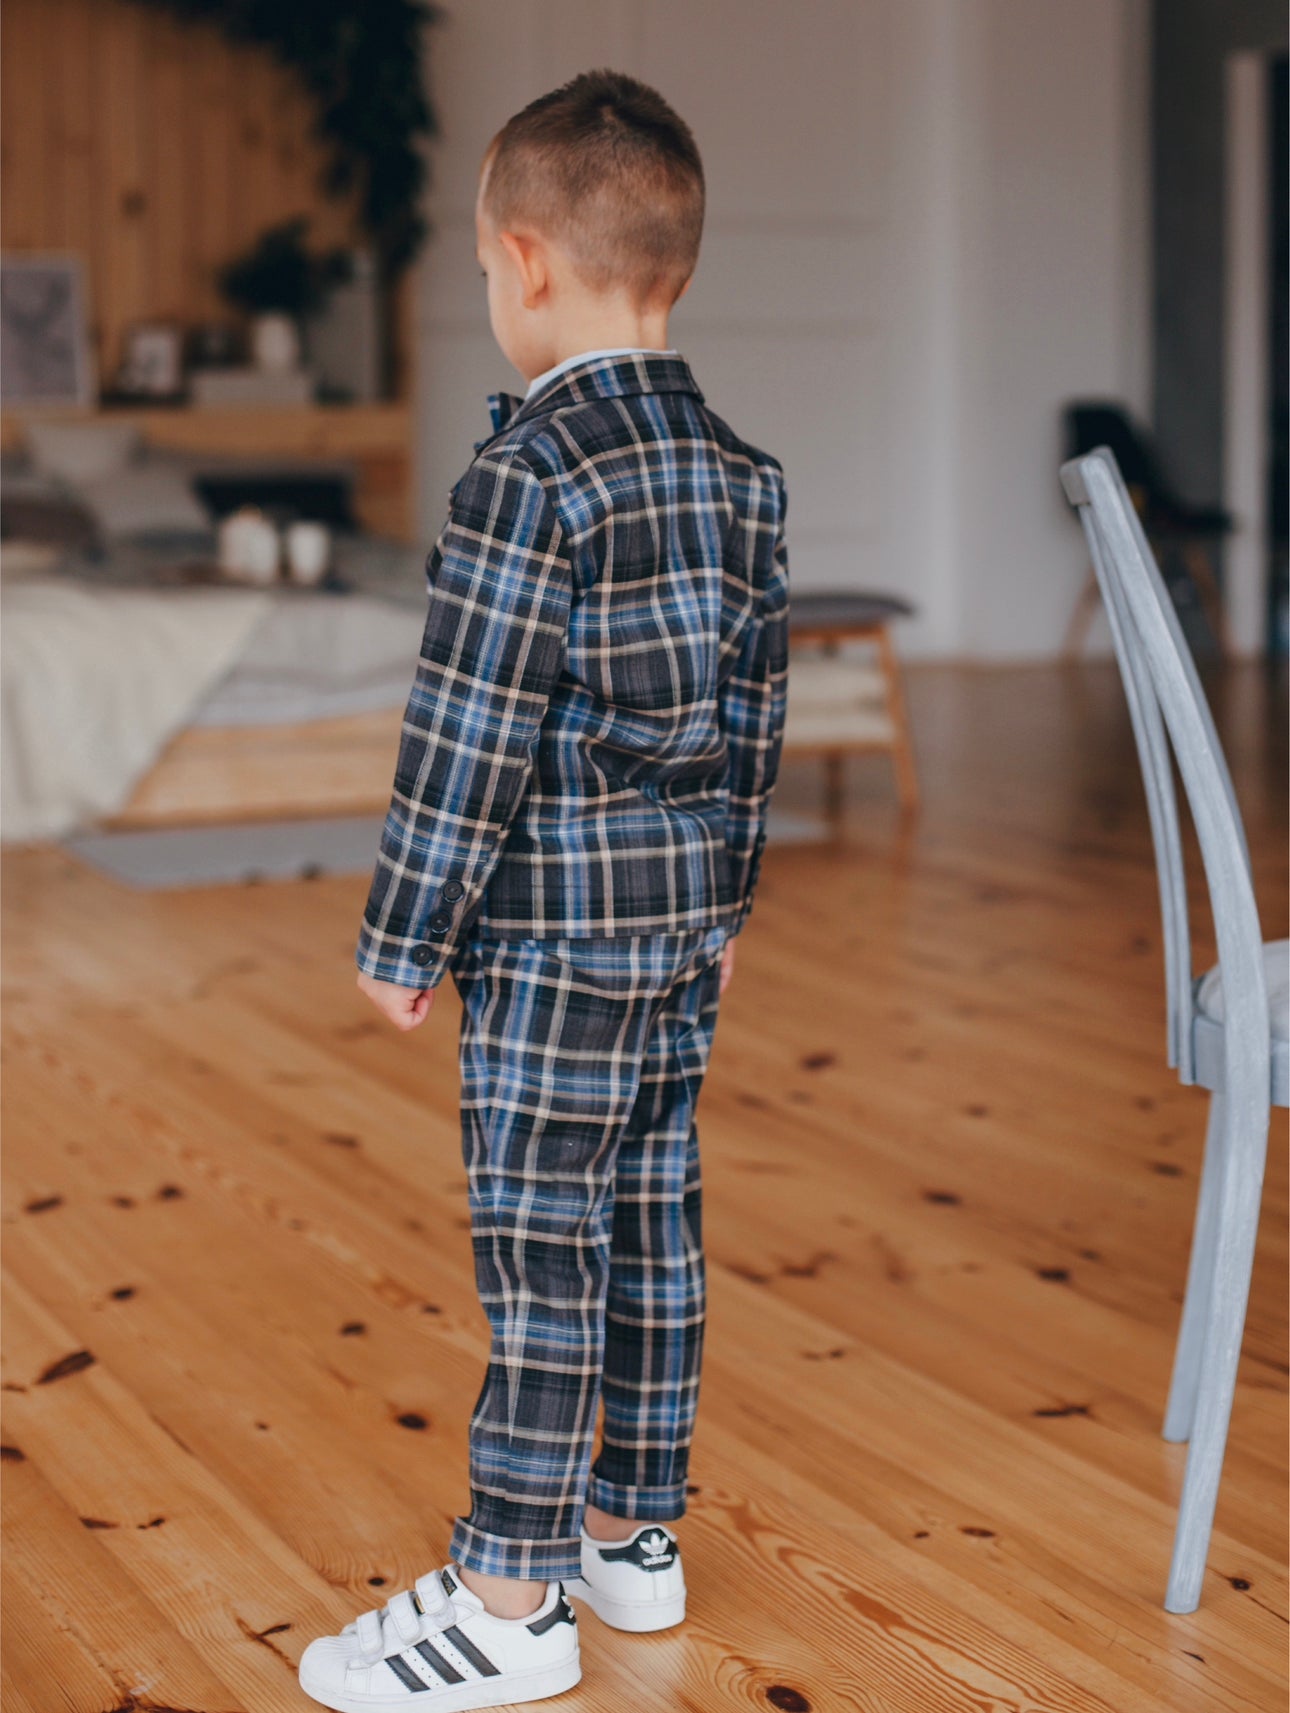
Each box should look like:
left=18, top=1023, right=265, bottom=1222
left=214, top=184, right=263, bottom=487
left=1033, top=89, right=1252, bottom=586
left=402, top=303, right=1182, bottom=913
left=218, top=218, right=350, bottom=374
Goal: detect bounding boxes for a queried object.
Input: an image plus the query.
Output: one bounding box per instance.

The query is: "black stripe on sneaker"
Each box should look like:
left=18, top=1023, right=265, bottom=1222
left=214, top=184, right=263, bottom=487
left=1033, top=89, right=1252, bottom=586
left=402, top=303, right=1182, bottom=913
left=414, top=1639, right=465, bottom=1684
left=441, top=1625, right=500, bottom=1677
left=527, top=1591, right=576, bottom=1635
left=384, top=1653, right=428, bottom=1693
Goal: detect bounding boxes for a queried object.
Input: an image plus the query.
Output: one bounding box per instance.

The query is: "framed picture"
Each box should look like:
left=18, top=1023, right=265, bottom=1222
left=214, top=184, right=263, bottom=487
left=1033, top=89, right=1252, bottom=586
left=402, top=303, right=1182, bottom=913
left=115, top=319, right=186, bottom=400
left=0, top=253, right=95, bottom=407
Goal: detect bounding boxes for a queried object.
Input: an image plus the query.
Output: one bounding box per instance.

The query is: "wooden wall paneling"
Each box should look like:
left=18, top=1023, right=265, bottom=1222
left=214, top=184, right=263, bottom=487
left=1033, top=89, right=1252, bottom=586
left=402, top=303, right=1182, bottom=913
left=261, top=54, right=307, bottom=237
left=1, top=0, right=47, bottom=250
left=38, top=0, right=64, bottom=245
left=146, top=8, right=193, bottom=319
left=0, top=0, right=375, bottom=380
left=227, top=39, right=270, bottom=301
left=234, top=43, right=282, bottom=255
left=0, top=0, right=413, bottom=525
left=192, top=22, right=235, bottom=325
left=52, top=1, right=96, bottom=269
left=177, top=18, right=210, bottom=322
left=97, top=0, right=150, bottom=383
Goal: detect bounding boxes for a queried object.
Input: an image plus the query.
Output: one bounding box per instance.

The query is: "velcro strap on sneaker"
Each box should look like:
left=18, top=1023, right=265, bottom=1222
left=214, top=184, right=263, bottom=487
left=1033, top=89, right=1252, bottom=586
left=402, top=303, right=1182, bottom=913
left=386, top=1589, right=424, bottom=1645
left=413, top=1573, right=455, bottom=1626
left=354, top=1608, right=385, bottom=1659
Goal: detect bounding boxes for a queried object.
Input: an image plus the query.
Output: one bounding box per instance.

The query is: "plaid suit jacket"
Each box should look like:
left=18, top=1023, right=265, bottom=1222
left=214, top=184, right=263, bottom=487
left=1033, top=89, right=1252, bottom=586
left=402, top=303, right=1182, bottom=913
left=357, top=352, right=789, bottom=989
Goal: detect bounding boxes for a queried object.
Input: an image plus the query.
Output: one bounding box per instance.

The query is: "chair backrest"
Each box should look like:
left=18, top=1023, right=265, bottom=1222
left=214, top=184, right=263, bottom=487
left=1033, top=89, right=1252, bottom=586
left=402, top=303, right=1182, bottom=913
left=1059, top=448, right=1266, bottom=1098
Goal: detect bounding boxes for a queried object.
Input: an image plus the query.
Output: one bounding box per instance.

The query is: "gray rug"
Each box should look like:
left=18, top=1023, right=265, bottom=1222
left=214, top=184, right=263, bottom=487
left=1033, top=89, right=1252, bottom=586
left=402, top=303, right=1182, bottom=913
left=62, top=806, right=828, bottom=890
left=63, top=815, right=389, bottom=889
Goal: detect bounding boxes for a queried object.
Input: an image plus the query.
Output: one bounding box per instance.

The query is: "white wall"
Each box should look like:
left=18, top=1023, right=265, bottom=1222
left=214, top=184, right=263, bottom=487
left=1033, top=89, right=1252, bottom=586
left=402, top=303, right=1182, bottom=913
left=413, top=0, right=1149, bottom=661
left=953, top=0, right=1152, bottom=658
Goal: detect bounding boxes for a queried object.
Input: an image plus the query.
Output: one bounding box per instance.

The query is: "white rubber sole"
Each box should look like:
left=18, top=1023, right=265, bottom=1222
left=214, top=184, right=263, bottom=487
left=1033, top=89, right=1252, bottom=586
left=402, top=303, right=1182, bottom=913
left=564, top=1576, right=686, bottom=1633
left=298, top=1654, right=582, bottom=1713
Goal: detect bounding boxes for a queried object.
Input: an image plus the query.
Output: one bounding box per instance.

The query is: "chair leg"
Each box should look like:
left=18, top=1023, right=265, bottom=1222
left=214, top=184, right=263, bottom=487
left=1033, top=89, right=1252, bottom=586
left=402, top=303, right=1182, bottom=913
left=1162, top=1091, right=1227, bottom=1443
left=1164, top=1088, right=1270, bottom=1614
left=819, top=636, right=847, bottom=823
left=823, top=753, right=846, bottom=821
left=1181, top=542, right=1230, bottom=659
left=875, top=623, right=920, bottom=813
left=1063, top=564, right=1102, bottom=657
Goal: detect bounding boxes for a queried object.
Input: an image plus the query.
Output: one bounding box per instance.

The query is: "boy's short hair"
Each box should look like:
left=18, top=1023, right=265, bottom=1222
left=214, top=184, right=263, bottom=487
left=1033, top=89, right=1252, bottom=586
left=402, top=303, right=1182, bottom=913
left=482, top=69, right=704, bottom=309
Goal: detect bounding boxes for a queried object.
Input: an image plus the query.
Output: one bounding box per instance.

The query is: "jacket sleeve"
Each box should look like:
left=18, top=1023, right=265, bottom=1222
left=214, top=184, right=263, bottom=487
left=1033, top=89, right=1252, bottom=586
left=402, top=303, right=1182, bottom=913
left=356, top=448, right=572, bottom=988
left=720, top=476, right=790, bottom=934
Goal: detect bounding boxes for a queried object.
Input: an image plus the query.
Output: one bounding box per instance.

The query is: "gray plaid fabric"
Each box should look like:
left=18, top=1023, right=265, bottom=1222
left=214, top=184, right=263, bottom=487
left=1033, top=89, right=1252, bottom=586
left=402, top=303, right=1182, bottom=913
left=447, top=926, right=726, bottom=1581
left=356, top=352, right=789, bottom=990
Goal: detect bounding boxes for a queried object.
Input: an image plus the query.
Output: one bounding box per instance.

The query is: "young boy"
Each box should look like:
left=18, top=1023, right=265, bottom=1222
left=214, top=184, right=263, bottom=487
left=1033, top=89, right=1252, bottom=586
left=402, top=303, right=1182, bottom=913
left=300, top=69, right=788, bottom=1712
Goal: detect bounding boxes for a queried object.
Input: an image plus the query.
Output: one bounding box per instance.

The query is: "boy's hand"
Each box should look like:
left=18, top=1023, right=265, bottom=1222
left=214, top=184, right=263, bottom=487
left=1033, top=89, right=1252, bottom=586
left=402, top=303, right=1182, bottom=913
left=719, top=937, right=736, bottom=995
left=357, top=971, right=435, bottom=1031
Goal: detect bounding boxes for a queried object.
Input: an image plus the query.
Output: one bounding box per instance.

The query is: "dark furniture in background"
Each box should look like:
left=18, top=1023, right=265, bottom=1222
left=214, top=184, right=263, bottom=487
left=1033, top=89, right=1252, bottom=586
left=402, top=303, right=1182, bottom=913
left=1061, top=401, right=1234, bottom=657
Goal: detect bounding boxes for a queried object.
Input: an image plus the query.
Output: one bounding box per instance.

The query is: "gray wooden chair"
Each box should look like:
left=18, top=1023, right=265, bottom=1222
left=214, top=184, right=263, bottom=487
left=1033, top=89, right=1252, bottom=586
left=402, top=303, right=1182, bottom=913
left=1060, top=446, right=1288, bottom=1614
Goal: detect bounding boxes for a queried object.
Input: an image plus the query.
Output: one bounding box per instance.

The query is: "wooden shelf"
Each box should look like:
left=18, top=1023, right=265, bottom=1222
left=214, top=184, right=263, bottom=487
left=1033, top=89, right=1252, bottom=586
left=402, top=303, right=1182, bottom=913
left=1, top=400, right=416, bottom=541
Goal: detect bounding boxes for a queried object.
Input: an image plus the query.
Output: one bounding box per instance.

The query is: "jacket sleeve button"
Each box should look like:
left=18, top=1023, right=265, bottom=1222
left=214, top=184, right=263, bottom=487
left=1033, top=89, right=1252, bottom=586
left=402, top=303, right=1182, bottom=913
left=428, top=910, right=453, bottom=934
left=441, top=879, right=465, bottom=902
left=410, top=945, right=434, bottom=966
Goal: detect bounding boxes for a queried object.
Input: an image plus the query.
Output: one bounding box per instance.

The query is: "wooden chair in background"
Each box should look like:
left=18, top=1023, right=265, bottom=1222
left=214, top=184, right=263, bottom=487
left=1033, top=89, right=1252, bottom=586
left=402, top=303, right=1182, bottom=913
left=1062, top=402, right=1234, bottom=660
left=786, top=591, right=920, bottom=817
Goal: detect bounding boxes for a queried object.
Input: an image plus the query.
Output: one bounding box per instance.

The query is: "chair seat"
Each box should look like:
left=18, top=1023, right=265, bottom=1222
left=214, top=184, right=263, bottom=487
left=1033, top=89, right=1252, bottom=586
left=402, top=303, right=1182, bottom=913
left=1191, top=939, right=1289, bottom=1105
left=789, top=590, right=916, bottom=630
left=1196, top=939, right=1290, bottom=1035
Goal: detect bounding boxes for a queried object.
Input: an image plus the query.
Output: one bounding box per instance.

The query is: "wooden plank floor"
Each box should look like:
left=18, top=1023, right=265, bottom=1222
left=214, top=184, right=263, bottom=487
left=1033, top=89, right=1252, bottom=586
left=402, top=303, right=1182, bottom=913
left=2, top=660, right=1286, bottom=1713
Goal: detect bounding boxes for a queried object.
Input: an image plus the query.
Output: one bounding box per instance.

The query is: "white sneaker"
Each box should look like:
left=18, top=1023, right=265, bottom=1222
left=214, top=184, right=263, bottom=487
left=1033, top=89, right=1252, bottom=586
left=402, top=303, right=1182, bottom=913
left=298, top=1565, right=581, bottom=1712
left=565, top=1524, right=686, bottom=1632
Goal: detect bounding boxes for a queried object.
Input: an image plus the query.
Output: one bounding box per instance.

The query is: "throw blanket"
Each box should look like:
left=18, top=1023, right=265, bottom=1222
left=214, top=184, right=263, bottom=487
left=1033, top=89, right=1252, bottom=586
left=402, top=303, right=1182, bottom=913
left=2, top=578, right=271, bottom=843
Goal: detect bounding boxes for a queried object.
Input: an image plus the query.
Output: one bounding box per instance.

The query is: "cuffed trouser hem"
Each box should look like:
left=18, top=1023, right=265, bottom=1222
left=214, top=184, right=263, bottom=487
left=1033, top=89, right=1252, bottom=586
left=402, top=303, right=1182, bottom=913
left=449, top=1516, right=583, bottom=1582
left=586, top=1470, right=688, bottom=1522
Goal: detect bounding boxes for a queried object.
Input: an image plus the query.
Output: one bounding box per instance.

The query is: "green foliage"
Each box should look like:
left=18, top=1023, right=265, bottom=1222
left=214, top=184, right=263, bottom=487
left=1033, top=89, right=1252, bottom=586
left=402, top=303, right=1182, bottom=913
left=129, top=0, right=440, bottom=276
left=217, top=217, right=351, bottom=316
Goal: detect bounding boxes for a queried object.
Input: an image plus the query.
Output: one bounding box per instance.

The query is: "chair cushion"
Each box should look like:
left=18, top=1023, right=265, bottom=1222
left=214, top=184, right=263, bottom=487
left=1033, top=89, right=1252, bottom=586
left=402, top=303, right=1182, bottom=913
left=783, top=653, right=895, bottom=747
left=1195, top=939, right=1289, bottom=1041
left=786, top=655, right=888, bottom=704
left=789, top=590, right=916, bottom=629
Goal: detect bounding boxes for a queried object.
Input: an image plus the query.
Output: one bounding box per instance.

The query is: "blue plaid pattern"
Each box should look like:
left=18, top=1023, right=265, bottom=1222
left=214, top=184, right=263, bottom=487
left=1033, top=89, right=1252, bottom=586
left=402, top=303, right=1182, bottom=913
left=356, top=353, right=789, bottom=990
left=446, top=925, right=727, bottom=1581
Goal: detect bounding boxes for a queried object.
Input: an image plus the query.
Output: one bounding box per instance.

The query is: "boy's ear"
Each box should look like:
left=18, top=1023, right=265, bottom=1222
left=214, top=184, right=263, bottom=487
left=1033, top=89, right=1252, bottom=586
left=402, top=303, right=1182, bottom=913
left=499, top=229, right=548, bottom=309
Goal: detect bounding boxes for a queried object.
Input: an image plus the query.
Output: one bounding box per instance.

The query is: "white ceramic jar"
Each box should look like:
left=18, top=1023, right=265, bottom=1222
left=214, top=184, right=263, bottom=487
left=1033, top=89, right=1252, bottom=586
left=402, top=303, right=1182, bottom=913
left=219, top=506, right=280, bottom=583
left=285, top=520, right=331, bottom=585
left=251, top=312, right=301, bottom=375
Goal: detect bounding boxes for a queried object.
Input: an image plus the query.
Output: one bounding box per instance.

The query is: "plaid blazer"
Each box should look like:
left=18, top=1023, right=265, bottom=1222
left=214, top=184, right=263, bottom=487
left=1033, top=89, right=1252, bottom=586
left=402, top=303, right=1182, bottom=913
left=357, top=352, right=789, bottom=989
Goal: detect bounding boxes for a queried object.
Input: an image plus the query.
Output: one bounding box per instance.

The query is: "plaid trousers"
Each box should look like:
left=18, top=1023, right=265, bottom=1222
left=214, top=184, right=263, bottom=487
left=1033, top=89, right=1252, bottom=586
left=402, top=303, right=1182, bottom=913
left=445, top=923, right=728, bottom=1581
